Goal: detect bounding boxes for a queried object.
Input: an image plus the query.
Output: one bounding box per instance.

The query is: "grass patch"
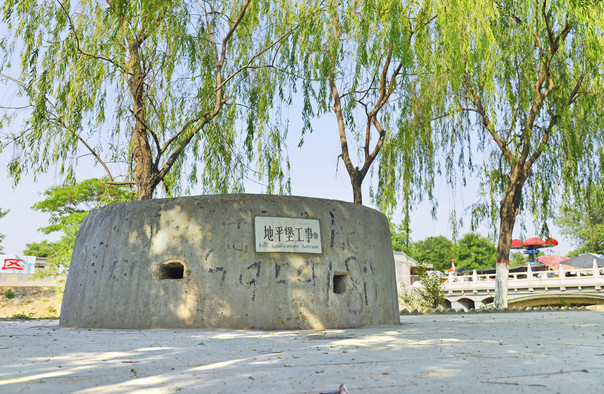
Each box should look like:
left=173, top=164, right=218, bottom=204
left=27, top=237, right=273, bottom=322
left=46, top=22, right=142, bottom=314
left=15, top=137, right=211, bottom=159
left=11, top=312, right=36, bottom=320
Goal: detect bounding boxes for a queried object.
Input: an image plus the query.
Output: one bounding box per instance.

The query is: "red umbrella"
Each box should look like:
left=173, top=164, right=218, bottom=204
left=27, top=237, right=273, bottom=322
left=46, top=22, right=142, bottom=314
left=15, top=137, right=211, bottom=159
left=511, top=239, right=524, bottom=249
left=545, top=238, right=558, bottom=247
left=511, top=237, right=559, bottom=248
left=524, top=237, right=547, bottom=247
left=510, top=237, right=559, bottom=263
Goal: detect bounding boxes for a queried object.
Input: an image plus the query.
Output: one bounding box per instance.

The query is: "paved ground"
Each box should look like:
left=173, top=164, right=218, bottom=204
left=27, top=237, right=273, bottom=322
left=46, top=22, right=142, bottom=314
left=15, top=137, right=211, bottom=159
left=1, top=310, right=603, bottom=393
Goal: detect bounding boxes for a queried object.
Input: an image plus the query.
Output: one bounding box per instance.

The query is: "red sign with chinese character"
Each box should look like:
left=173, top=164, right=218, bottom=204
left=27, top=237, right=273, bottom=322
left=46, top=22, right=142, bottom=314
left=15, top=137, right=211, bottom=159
left=2, top=258, right=25, bottom=271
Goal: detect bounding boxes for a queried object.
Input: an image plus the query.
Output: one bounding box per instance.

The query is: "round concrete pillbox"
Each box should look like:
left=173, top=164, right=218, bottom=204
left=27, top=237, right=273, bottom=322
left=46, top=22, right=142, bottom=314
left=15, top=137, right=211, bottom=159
left=60, top=194, right=399, bottom=329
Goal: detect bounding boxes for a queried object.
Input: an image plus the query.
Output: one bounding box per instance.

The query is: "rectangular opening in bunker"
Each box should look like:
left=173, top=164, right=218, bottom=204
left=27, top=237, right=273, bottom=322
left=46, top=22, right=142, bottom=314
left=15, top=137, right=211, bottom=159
left=333, top=273, right=348, bottom=294
left=158, top=262, right=185, bottom=279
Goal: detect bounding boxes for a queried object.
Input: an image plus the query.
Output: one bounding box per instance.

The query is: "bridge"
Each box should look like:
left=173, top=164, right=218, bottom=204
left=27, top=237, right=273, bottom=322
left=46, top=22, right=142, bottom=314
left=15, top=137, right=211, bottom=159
left=444, top=261, right=604, bottom=311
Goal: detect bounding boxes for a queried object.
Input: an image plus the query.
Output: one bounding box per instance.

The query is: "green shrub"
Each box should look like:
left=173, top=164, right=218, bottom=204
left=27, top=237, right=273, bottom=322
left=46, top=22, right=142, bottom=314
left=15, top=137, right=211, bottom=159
left=399, top=263, right=445, bottom=310
left=4, top=289, right=15, bottom=299
left=417, top=271, right=445, bottom=309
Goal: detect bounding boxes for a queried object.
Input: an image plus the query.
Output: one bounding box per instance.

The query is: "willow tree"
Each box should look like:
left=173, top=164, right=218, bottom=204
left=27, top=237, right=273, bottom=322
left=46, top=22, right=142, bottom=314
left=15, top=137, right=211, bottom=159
left=293, top=0, right=437, bottom=227
left=0, top=0, right=297, bottom=199
left=430, top=0, right=604, bottom=306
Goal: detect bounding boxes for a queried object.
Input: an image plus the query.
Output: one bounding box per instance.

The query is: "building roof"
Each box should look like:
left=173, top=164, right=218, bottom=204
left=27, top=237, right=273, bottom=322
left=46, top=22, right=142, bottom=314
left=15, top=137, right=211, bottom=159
left=538, top=255, right=570, bottom=267
left=393, top=251, right=425, bottom=268
left=563, top=253, right=604, bottom=269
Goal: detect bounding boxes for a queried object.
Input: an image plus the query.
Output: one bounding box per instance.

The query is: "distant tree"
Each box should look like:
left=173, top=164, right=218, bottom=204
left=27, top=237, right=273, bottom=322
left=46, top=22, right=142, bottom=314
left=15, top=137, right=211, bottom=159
left=454, top=233, right=496, bottom=271
left=405, top=233, right=497, bottom=272
left=23, top=240, right=53, bottom=258
left=0, top=207, right=7, bottom=253
left=555, top=184, right=604, bottom=255
left=390, top=222, right=412, bottom=252
left=510, top=252, right=527, bottom=268
left=1, top=0, right=297, bottom=199
left=29, top=179, right=135, bottom=277
left=407, top=236, right=455, bottom=273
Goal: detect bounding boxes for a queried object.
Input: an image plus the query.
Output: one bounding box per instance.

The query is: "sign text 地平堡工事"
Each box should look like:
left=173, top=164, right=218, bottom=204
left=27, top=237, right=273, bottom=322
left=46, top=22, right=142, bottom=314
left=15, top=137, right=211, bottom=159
left=254, top=216, right=322, bottom=254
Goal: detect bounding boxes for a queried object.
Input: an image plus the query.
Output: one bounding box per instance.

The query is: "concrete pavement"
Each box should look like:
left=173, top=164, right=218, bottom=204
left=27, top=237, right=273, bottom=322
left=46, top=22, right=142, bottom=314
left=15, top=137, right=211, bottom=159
left=1, top=310, right=603, bottom=393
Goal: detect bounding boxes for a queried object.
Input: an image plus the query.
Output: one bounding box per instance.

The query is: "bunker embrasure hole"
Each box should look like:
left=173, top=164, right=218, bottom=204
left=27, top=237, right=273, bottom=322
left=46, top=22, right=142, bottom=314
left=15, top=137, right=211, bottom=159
left=157, top=261, right=185, bottom=280
left=333, top=273, right=348, bottom=294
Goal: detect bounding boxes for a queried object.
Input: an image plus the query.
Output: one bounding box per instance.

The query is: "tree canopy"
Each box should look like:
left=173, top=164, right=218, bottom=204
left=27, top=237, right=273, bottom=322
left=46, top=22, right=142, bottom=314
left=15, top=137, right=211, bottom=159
left=393, top=231, right=497, bottom=272
left=556, top=183, right=604, bottom=255
left=23, top=240, right=53, bottom=258
left=26, top=179, right=134, bottom=277
left=510, top=251, right=527, bottom=267
left=403, top=235, right=455, bottom=272
left=1, top=0, right=298, bottom=199
left=390, top=221, right=412, bottom=253
left=290, top=0, right=437, bottom=227
left=454, top=233, right=497, bottom=271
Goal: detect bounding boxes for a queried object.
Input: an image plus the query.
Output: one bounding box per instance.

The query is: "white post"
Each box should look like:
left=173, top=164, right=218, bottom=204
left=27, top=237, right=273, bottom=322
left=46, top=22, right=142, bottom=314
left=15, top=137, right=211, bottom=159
left=527, top=263, right=533, bottom=292
left=495, top=262, right=509, bottom=308
left=559, top=263, right=565, bottom=291
left=594, top=259, right=601, bottom=290
left=472, top=269, right=478, bottom=293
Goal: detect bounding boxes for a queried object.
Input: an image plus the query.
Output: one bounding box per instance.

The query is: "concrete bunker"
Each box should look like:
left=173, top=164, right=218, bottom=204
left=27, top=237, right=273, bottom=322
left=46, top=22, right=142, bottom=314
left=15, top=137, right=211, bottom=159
left=60, top=194, right=399, bottom=329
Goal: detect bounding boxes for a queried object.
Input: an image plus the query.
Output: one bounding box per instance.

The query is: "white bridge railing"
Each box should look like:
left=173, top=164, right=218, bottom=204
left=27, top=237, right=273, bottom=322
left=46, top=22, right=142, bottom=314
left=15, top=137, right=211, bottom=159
left=445, top=260, right=604, bottom=294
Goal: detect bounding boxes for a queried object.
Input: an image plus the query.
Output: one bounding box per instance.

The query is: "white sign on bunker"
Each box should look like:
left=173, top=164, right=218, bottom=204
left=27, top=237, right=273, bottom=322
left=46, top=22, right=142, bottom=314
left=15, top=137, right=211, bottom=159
left=254, top=216, right=322, bottom=254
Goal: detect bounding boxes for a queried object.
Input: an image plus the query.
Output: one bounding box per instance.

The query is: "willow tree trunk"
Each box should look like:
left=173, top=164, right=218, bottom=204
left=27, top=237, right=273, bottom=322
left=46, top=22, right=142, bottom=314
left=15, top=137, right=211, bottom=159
left=495, top=169, right=527, bottom=308
left=125, top=30, right=162, bottom=201
left=350, top=172, right=364, bottom=204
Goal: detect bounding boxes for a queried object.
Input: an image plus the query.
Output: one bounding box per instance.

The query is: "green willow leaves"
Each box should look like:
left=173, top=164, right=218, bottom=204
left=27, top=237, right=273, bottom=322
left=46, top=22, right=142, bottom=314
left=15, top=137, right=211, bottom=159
left=1, top=0, right=299, bottom=198
left=290, top=0, right=438, bottom=229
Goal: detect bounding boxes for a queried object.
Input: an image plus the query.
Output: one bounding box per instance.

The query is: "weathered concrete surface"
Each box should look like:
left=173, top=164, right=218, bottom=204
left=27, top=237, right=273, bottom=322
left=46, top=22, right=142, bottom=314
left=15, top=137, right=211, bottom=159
left=2, top=311, right=603, bottom=393
left=60, top=194, right=398, bottom=329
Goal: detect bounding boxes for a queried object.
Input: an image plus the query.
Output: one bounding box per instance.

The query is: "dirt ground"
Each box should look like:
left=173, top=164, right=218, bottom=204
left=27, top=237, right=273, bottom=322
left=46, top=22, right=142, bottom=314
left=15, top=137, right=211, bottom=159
left=0, top=286, right=62, bottom=319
